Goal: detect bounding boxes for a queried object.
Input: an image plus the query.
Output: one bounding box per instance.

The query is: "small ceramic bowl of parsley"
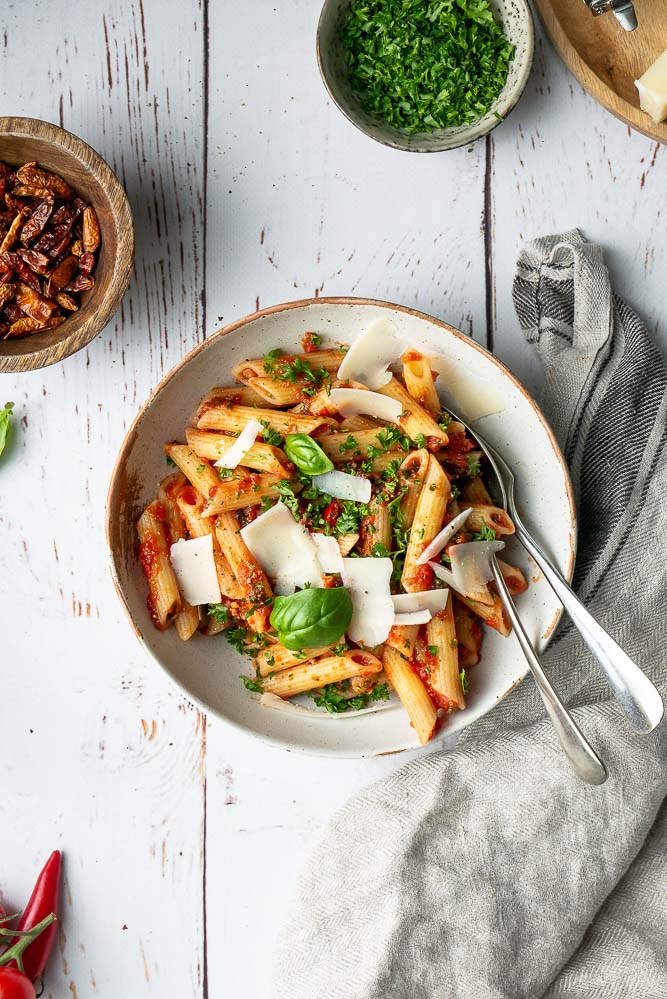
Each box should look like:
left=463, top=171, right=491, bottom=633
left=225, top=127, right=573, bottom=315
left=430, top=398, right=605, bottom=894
left=317, top=0, right=534, bottom=151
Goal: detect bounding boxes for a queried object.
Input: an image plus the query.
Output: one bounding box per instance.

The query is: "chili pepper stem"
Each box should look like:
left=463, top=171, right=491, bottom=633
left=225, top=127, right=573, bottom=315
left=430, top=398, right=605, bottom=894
left=0, top=914, right=56, bottom=968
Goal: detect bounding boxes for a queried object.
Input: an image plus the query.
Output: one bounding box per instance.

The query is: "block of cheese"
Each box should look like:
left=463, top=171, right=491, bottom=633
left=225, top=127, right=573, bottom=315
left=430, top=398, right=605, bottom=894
left=635, top=49, right=667, bottom=124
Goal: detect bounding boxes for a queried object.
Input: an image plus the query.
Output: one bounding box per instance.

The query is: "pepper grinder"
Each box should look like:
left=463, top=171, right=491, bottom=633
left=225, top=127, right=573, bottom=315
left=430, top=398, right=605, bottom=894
left=581, top=0, right=638, bottom=31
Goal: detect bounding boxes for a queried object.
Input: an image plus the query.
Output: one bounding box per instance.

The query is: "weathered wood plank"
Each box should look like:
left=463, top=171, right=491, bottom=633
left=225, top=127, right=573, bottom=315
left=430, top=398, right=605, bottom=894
left=0, top=1, right=206, bottom=995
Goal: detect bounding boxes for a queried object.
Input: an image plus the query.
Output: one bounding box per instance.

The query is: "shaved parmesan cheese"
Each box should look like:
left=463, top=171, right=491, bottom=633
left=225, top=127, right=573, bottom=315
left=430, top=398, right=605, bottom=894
left=416, top=508, right=473, bottom=565
left=450, top=540, right=505, bottom=599
left=336, top=319, right=403, bottom=389
left=340, top=557, right=394, bottom=646
left=170, top=534, right=221, bottom=605
left=213, top=418, right=263, bottom=470
left=429, top=561, right=458, bottom=590
left=241, top=502, right=323, bottom=591
left=391, top=590, right=449, bottom=616
left=310, top=533, right=344, bottom=574
left=393, top=609, right=432, bottom=626
left=312, top=469, right=372, bottom=504
left=329, top=387, right=403, bottom=424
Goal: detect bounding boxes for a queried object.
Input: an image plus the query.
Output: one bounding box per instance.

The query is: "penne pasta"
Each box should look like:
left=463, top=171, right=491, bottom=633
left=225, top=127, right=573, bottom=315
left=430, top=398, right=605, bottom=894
left=496, top=558, right=528, bottom=596
left=164, top=443, right=220, bottom=499
left=382, top=646, right=437, bottom=745
left=196, top=385, right=278, bottom=419
left=427, top=591, right=465, bottom=710
left=461, top=477, right=493, bottom=505
left=377, top=377, right=448, bottom=448
left=401, top=349, right=441, bottom=415
left=232, top=349, right=345, bottom=381
left=200, top=472, right=290, bottom=517
left=453, top=597, right=483, bottom=667
left=137, top=502, right=181, bottom=630
left=185, top=427, right=292, bottom=478
left=318, top=427, right=404, bottom=463
left=467, top=504, right=515, bottom=537
left=398, top=448, right=430, bottom=528
left=457, top=591, right=511, bottom=637
left=157, top=473, right=200, bottom=641
left=385, top=623, right=419, bottom=660
left=198, top=403, right=335, bottom=437
left=175, top=486, right=245, bottom=600
left=402, top=455, right=450, bottom=592
left=256, top=642, right=335, bottom=677
left=214, top=512, right=273, bottom=632
left=337, top=532, right=360, bottom=557
left=358, top=496, right=390, bottom=556
left=262, top=649, right=382, bottom=698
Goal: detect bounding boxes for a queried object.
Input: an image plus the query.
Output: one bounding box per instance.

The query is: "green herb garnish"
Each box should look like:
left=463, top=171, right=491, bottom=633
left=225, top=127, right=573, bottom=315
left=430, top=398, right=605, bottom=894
left=284, top=433, right=334, bottom=476
left=0, top=402, right=13, bottom=459
left=470, top=518, right=496, bottom=541
left=311, top=681, right=390, bottom=713
left=270, top=586, right=353, bottom=650
left=342, top=0, right=515, bottom=133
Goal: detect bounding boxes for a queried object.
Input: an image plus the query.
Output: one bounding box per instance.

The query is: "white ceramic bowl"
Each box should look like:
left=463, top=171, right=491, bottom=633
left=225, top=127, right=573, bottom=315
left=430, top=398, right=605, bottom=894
left=107, top=298, right=575, bottom=757
left=316, top=0, right=535, bottom=152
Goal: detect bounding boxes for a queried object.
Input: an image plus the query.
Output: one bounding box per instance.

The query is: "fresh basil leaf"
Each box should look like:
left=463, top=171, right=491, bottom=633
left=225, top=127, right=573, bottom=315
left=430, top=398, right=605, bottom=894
left=284, top=433, right=334, bottom=476
left=270, top=586, right=352, bottom=650
left=0, top=402, right=13, bottom=459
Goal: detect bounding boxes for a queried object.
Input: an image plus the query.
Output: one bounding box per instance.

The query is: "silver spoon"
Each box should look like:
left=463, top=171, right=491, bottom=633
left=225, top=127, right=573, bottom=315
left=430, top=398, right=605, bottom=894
left=448, top=408, right=664, bottom=735
left=489, top=555, right=607, bottom=784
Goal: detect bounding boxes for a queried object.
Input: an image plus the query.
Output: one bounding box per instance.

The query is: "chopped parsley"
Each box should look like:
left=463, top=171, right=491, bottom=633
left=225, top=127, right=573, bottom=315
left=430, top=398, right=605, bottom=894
left=438, top=410, right=452, bottom=432
left=263, top=348, right=282, bottom=374
left=415, top=433, right=427, bottom=449
left=311, top=681, right=390, bottom=714
left=339, top=434, right=360, bottom=453
left=241, top=675, right=264, bottom=693
left=372, top=542, right=390, bottom=558
left=466, top=455, right=481, bottom=477
left=470, top=518, right=496, bottom=541
left=196, top=464, right=205, bottom=473
left=166, top=455, right=177, bottom=467
left=460, top=668, right=469, bottom=695
left=260, top=419, right=283, bottom=447
left=342, top=0, right=515, bottom=133
left=217, top=467, right=234, bottom=480
left=426, top=645, right=439, bottom=657
left=208, top=603, right=229, bottom=625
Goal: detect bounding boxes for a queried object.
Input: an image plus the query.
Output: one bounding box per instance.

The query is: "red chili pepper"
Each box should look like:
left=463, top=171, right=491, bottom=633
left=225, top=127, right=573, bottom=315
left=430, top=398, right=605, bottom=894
left=323, top=499, right=341, bottom=526
left=7, top=852, right=61, bottom=982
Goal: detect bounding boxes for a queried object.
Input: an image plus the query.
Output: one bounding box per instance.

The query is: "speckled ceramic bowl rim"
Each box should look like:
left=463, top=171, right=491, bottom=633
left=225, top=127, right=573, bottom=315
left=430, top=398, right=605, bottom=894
left=315, top=0, right=535, bottom=152
left=106, top=296, right=577, bottom=756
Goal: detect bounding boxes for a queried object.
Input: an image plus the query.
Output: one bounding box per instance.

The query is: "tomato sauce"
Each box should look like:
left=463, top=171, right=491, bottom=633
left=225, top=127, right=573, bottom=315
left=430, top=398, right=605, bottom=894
left=410, top=647, right=458, bottom=712
left=402, top=349, right=421, bottom=362
left=301, top=331, right=319, bottom=353
left=139, top=531, right=161, bottom=581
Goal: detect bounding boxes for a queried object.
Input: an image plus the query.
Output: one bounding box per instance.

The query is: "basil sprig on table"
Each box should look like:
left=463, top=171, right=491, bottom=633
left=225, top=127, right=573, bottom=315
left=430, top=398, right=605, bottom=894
left=284, top=433, right=334, bottom=476
left=270, top=587, right=352, bottom=651
left=0, top=402, right=13, bottom=459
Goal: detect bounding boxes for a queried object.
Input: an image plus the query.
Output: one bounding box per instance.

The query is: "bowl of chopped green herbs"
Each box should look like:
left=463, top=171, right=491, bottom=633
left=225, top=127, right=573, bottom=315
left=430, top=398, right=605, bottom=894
left=317, top=0, right=534, bottom=151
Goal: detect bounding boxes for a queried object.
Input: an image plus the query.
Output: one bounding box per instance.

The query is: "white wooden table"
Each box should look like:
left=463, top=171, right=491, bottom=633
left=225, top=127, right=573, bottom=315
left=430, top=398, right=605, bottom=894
left=1, top=3, right=665, bottom=997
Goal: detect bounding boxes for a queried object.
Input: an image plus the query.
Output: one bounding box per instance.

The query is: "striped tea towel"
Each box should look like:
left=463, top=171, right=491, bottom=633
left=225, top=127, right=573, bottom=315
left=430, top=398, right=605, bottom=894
left=272, top=231, right=667, bottom=999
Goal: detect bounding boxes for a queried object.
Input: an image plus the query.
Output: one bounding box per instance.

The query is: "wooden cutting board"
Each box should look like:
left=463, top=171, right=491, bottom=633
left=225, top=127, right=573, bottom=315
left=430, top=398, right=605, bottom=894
left=535, top=0, right=667, bottom=143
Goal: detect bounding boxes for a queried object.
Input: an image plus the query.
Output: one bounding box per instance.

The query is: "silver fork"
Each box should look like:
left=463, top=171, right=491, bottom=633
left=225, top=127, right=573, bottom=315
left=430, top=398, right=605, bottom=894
left=448, top=409, right=664, bottom=735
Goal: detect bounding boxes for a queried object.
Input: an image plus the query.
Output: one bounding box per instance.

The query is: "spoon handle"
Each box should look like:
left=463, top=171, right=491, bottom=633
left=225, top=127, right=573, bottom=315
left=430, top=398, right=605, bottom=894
left=512, top=517, right=664, bottom=735
left=490, top=558, right=608, bottom=785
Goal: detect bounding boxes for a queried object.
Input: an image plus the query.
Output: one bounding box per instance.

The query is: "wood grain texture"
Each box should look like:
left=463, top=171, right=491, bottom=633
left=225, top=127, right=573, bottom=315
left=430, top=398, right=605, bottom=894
left=0, top=117, right=134, bottom=373
left=535, top=0, right=667, bottom=143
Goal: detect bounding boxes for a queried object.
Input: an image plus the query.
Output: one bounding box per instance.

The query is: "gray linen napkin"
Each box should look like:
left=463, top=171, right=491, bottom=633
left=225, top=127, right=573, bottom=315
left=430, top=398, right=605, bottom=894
left=272, top=231, right=667, bottom=999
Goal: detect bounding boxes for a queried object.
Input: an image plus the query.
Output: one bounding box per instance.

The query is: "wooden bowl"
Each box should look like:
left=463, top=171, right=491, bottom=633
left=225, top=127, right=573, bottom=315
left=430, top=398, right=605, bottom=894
left=0, top=117, right=134, bottom=373
left=316, top=0, right=535, bottom=152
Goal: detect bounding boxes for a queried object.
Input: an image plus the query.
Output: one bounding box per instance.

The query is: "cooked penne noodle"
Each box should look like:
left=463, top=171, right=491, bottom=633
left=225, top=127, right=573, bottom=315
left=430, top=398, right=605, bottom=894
left=164, top=443, right=220, bottom=498
left=185, top=427, right=291, bottom=478
left=291, top=382, right=341, bottom=416
left=378, top=377, right=448, bottom=448
left=461, top=477, right=493, bottom=504
left=175, top=486, right=245, bottom=599
left=385, top=624, right=419, bottom=660
left=318, top=427, right=404, bottom=463
left=137, top=502, right=181, bottom=630
left=337, top=532, right=360, bottom=557
left=401, top=349, right=441, bottom=415
left=215, top=512, right=273, bottom=631
left=198, top=403, right=335, bottom=437
left=402, top=455, right=450, bottom=592
left=157, top=473, right=200, bottom=640
left=457, top=591, right=511, bottom=637
left=496, top=558, right=528, bottom=595
left=338, top=414, right=381, bottom=432
left=262, top=650, right=382, bottom=698
left=197, top=385, right=280, bottom=417
left=232, top=349, right=345, bottom=381
left=382, top=647, right=437, bottom=745
left=427, top=592, right=465, bottom=710
left=256, top=643, right=335, bottom=677
left=467, top=504, right=515, bottom=537
left=358, top=497, right=390, bottom=556
left=453, top=597, right=483, bottom=667
left=238, top=376, right=306, bottom=406
left=398, top=448, right=430, bottom=528
left=200, top=472, right=288, bottom=517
